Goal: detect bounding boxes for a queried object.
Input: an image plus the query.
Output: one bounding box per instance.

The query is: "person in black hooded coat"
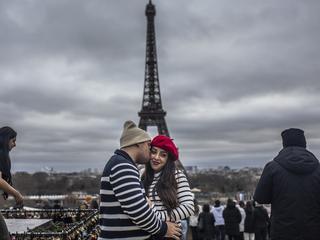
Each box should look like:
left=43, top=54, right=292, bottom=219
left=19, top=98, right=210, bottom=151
left=198, top=203, right=215, bottom=240
left=244, top=201, right=255, bottom=240
left=253, top=203, right=269, bottom=240
left=254, top=128, right=320, bottom=240
left=223, top=199, right=241, bottom=240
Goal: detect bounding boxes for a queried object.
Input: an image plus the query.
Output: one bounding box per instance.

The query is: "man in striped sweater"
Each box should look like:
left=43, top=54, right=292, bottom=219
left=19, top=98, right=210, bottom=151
left=99, top=120, right=181, bottom=240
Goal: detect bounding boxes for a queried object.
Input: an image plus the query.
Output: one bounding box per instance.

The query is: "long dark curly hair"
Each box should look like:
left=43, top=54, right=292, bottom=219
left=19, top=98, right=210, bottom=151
left=142, top=152, right=178, bottom=217
left=0, top=126, right=17, bottom=198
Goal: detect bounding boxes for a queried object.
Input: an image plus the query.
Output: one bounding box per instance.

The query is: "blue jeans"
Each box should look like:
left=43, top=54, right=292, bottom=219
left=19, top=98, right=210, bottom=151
left=181, top=219, right=188, bottom=240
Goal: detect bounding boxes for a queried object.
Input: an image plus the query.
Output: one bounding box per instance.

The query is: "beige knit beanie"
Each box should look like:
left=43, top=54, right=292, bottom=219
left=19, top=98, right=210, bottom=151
left=120, top=120, right=151, bottom=148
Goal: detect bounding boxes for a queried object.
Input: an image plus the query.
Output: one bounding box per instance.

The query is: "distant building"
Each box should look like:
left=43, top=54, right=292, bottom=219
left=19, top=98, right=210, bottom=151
left=185, top=166, right=198, bottom=174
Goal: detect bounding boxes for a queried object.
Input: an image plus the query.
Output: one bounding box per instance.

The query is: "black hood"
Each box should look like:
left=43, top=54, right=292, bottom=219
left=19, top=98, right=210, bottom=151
left=274, top=147, right=319, bottom=174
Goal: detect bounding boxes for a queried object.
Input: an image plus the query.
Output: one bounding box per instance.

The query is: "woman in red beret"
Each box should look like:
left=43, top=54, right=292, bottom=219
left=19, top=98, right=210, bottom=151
left=142, top=135, right=194, bottom=238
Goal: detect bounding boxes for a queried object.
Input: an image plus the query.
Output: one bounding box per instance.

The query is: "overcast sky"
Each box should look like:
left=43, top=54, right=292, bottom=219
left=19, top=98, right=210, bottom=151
left=1, top=0, right=320, bottom=172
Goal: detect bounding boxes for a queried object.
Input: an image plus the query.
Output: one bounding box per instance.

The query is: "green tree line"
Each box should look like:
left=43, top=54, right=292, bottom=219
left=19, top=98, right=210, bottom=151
left=12, top=169, right=260, bottom=196
left=12, top=172, right=101, bottom=195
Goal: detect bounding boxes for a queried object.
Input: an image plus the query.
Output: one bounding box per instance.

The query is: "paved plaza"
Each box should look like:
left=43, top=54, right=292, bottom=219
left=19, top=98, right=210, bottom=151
left=5, top=219, right=52, bottom=234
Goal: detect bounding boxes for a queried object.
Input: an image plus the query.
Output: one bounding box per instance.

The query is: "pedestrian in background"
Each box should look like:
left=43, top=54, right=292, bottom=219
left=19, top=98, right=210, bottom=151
left=244, top=201, right=255, bottom=240
left=0, top=126, right=24, bottom=240
left=189, top=198, right=202, bottom=240
left=237, top=201, right=246, bottom=240
left=212, top=199, right=225, bottom=240
left=223, top=199, right=241, bottom=240
left=253, top=203, right=269, bottom=240
left=198, top=203, right=215, bottom=240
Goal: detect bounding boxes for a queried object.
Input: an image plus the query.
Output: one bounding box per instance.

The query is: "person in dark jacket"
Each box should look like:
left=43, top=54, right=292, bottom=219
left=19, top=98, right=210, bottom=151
left=0, top=126, right=24, bottom=240
left=198, top=203, right=215, bottom=240
left=253, top=202, right=269, bottom=240
left=223, top=199, right=242, bottom=240
left=244, top=201, right=255, bottom=240
left=254, top=128, right=320, bottom=240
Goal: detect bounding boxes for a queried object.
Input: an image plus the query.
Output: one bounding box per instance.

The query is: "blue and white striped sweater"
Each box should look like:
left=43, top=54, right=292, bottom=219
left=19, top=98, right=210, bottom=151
left=147, top=170, right=194, bottom=222
left=99, top=149, right=167, bottom=240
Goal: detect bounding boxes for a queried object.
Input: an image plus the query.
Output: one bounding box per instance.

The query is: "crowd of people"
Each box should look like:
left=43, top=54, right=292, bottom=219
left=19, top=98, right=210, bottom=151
left=1, top=122, right=320, bottom=240
left=189, top=199, right=270, bottom=240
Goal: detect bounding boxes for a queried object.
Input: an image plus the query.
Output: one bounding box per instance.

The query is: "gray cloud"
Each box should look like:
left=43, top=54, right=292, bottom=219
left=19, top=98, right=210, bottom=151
left=1, top=0, right=320, bottom=172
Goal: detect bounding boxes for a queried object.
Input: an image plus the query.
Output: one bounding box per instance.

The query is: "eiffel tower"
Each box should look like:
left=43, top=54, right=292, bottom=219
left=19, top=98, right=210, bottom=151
left=138, top=0, right=170, bottom=137
left=138, top=1, right=190, bottom=179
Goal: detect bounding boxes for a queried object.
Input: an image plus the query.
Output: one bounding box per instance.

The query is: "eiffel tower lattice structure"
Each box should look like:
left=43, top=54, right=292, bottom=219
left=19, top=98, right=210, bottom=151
left=138, top=1, right=189, bottom=176
left=138, top=0, right=169, bottom=137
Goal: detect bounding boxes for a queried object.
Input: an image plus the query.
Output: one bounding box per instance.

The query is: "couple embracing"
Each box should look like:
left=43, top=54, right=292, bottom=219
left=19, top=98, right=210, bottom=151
left=99, top=120, right=194, bottom=240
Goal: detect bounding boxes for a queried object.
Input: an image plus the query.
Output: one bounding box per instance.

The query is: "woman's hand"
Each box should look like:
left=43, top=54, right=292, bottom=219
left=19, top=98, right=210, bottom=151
left=146, top=197, right=153, bottom=208
left=165, top=221, right=181, bottom=240
left=14, top=190, right=23, bottom=206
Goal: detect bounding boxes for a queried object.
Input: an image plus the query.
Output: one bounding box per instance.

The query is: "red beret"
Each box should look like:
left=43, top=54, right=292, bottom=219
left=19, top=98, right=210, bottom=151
left=151, top=135, right=179, bottom=161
